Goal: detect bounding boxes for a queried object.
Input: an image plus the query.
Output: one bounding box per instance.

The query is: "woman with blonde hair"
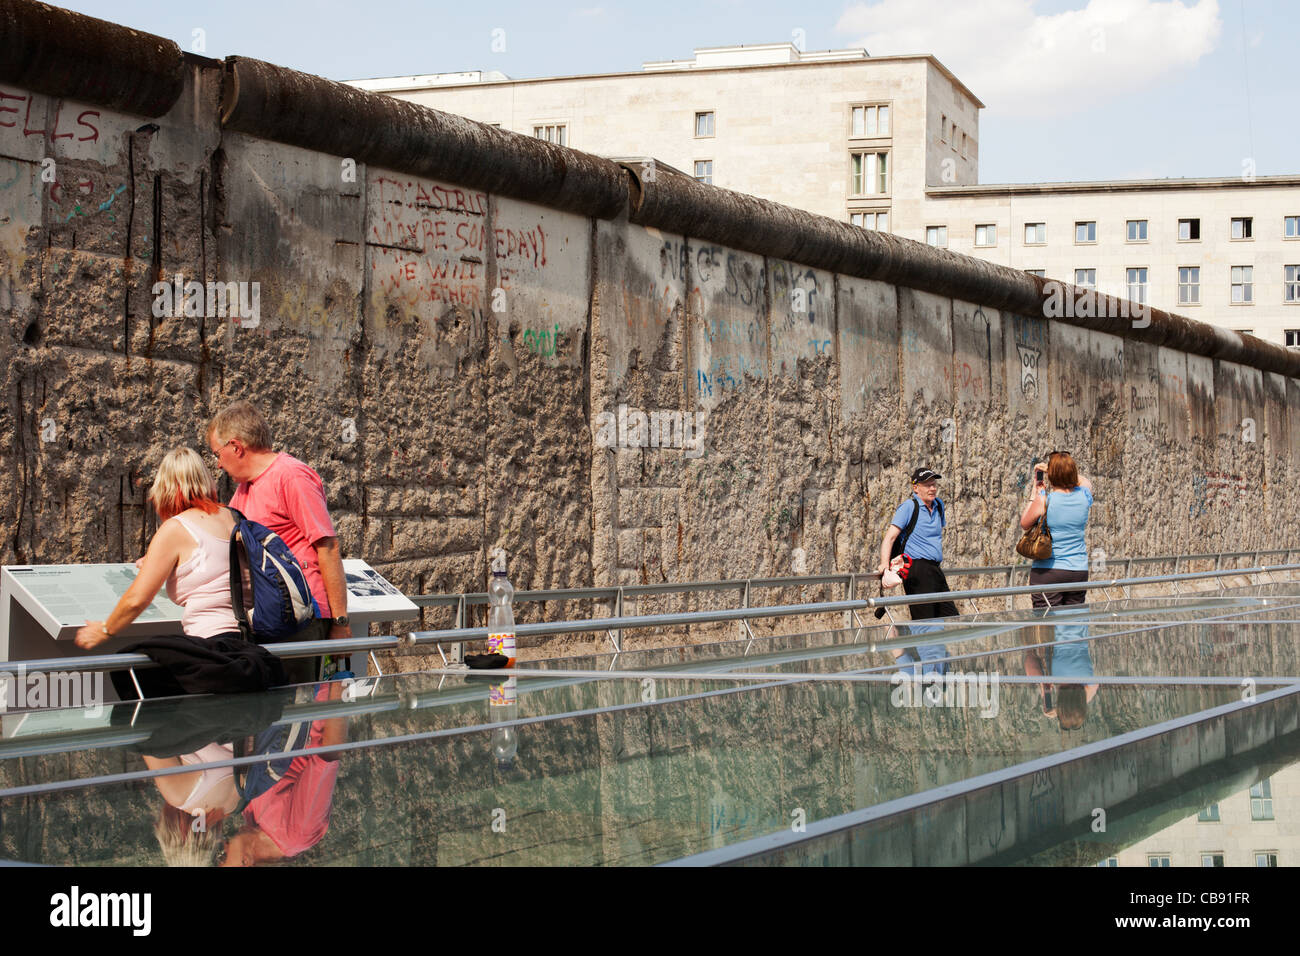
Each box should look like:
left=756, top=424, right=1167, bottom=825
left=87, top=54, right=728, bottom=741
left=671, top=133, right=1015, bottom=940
left=75, top=447, right=240, bottom=649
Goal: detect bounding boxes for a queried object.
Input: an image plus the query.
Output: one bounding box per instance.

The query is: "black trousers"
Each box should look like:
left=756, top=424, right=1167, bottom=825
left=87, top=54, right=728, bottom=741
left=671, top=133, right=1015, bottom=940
left=1029, top=568, right=1089, bottom=609
left=903, top=558, right=959, bottom=619
left=277, top=617, right=332, bottom=685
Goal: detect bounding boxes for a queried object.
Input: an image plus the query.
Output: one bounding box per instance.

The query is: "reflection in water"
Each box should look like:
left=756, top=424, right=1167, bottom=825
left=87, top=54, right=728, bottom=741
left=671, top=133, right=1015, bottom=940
left=219, top=681, right=346, bottom=867
left=121, top=681, right=348, bottom=866
left=0, top=670, right=1254, bottom=866
left=489, top=677, right=519, bottom=770
left=1023, top=619, right=1098, bottom=730
left=145, top=743, right=238, bottom=867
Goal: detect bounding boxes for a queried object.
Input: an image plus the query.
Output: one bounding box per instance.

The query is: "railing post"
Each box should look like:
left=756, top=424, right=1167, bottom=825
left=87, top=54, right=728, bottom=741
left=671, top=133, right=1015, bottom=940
left=739, top=579, right=751, bottom=640
left=614, top=586, right=624, bottom=651
left=1005, top=567, right=1014, bottom=611
left=844, top=574, right=856, bottom=632
left=451, top=594, right=466, bottom=664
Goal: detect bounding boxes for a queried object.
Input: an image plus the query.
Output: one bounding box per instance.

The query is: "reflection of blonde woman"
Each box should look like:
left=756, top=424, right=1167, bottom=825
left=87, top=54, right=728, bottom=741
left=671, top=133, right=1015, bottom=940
left=76, top=448, right=239, bottom=649
left=148, top=743, right=241, bottom=866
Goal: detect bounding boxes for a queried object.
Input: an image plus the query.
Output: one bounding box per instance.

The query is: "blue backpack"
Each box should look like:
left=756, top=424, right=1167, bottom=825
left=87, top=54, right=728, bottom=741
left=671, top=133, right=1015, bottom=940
left=233, top=717, right=314, bottom=810
left=228, top=508, right=319, bottom=642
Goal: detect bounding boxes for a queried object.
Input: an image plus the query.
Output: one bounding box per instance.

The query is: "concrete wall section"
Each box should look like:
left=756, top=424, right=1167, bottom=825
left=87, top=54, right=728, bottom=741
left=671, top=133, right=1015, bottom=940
left=590, top=218, right=688, bottom=593
left=2, top=49, right=1299, bottom=635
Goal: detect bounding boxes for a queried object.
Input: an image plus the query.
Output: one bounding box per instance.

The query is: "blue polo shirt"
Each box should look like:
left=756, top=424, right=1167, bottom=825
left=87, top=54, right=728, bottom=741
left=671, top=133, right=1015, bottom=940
left=890, top=494, right=945, bottom=562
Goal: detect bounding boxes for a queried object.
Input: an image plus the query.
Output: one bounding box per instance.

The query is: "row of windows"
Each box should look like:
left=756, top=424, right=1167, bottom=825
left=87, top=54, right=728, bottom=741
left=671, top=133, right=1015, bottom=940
left=533, top=124, right=566, bottom=145
left=938, top=112, right=972, bottom=159
left=1155, top=784, right=1282, bottom=866
left=1198, top=783, right=1276, bottom=823
left=698, top=104, right=897, bottom=142
left=1024, top=265, right=1300, bottom=307
left=1130, top=852, right=1278, bottom=867
left=699, top=105, right=894, bottom=141
left=1021, top=265, right=1300, bottom=306
left=930, top=217, right=1300, bottom=248
left=850, top=210, right=889, bottom=231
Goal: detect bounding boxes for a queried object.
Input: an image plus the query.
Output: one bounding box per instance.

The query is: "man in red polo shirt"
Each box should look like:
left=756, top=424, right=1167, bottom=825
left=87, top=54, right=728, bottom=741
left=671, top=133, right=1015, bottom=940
left=207, top=402, right=350, bottom=668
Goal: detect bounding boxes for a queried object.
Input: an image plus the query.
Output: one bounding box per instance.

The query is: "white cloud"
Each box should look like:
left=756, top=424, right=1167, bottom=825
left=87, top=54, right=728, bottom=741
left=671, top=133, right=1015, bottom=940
left=835, top=0, right=1221, bottom=114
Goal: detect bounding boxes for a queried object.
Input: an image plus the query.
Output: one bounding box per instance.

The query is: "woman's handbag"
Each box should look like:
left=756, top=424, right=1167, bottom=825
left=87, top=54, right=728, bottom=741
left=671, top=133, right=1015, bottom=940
left=1016, top=493, right=1053, bottom=560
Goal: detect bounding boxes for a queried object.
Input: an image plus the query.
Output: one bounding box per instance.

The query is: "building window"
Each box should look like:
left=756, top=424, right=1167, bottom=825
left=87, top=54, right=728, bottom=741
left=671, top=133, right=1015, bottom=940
left=975, top=224, right=997, bottom=247
left=693, top=160, right=713, bottom=185
left=1075, top=268, right=1096, bottom=289
left=1231, top=216, right=1253, bottom=239
left=1285, top=265, right=1300, bottom=302
left=1075, top=221, right=1097, bottom=243
left=940, top=114, right=947, bottom=142
left=694, top=111, right=714, bottom=137
left=1178, top=266, right=1200, bottom=304
left=926, top=225, right=948, bottom=247
left=961, top=132, right=967, bottom=158
left=1127, top=219, right=1148, bottom=241
left=1250, top=779, right=1274, bottom=820
left=1025, top=269, right=1046, bottom=277
left=1127, top=267, right=1148, bottom=304
left=1178, top=218, right=1201, bottom=241
left=1231, top=265, right=1254, bottom=303
left=851, top=152, right=889, bottom=195
left=1024, top=222, right=1046, bottom=245
left=1147, top=854, right=1171, bottom=867
left=851, top=104, right=889, bottom=137
left=1201, top=853, right=1225, bottom=867
left=1256, top=852, right=1278, bottom=867
left=950, top=122, right=958, bottom=149
left=1287, top=216, right=1300, bottom=238
left=533, top=124, right=566, bottom=145
left=1096, top=858, right=1119, bottom=867
left=1286, top=329, right=1300, bottom=348
left=850, top=211, right=889, bottom=231
left=1197, top=804, right=1220, bottom=822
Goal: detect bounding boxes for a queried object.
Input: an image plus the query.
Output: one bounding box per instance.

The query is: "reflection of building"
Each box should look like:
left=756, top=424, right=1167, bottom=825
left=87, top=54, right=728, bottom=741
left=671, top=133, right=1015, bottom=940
left=352, top=43, right=1300, bottom=347
left=1101, top=763, right=1299, bottom=866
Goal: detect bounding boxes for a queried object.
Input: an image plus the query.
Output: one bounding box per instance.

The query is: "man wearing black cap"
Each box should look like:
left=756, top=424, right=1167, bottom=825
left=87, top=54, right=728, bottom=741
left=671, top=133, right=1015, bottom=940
left=876, top=468, right=954, bottom=673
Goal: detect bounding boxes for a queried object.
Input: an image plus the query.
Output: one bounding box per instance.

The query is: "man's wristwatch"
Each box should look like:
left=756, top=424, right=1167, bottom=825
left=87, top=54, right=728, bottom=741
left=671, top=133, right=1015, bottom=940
left=331, top=616, right=350, bottom=628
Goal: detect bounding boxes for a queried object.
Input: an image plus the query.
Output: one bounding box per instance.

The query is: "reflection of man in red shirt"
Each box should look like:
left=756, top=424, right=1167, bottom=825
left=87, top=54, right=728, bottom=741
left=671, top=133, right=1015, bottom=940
left=220, top=683, right=346, bottom=866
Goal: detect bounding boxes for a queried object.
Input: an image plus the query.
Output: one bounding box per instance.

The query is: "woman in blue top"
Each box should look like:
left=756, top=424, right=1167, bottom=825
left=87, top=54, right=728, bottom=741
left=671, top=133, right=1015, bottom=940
left=1018, top=451, right=1093, bottom=609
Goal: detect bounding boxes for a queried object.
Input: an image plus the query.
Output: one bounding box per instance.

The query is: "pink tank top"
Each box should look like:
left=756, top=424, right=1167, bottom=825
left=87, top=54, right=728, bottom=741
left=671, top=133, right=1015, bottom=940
left=166, top=514, right=239, bottom=639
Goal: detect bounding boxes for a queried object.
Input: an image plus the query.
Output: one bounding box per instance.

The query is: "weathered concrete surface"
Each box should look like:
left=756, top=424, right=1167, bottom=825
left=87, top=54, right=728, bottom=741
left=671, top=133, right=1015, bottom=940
left=2, top=40, right=1299, bottom=640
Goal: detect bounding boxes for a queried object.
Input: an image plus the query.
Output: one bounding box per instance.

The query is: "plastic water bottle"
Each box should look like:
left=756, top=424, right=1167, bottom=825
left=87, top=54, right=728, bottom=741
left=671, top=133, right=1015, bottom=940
left=487, top=550, right=516, bottom=668
left=490, top=677, right=518, bottom=769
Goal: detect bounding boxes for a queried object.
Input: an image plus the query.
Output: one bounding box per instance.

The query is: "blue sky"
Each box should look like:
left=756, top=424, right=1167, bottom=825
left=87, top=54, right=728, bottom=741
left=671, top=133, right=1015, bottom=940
left=55, top=0, right=1293, bottom=184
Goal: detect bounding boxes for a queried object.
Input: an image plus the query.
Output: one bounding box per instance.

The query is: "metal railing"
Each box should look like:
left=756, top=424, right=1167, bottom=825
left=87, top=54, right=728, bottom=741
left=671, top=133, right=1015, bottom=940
left=409, top=548, right=1300, bottom=628
left=3, top=559, right=1296, bottom=681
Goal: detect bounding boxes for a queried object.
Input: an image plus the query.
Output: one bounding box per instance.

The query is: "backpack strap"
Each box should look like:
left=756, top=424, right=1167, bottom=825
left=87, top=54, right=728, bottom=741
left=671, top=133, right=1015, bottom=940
left=227, top=508, right=254, bottom=642
left=892, top=498, right=921, bottom=559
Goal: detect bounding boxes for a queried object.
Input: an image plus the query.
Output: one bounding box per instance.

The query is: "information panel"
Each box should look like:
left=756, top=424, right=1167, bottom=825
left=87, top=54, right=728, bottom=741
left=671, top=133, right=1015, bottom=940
left=1, top=560, right=418, bottom=661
